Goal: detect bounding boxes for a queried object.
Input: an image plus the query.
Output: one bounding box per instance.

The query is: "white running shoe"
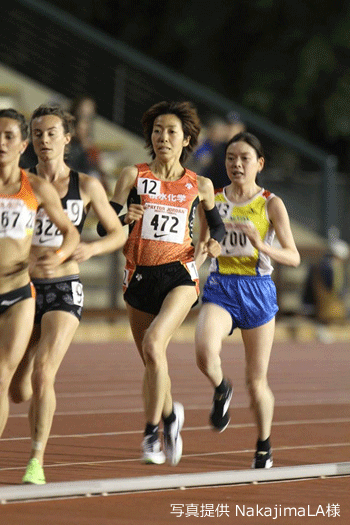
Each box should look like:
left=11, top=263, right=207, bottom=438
left=163, top=402, right=185, bottom=466
left=141, top=435, right=166, bottom=464
left=252, top=450, right=273, bottom=469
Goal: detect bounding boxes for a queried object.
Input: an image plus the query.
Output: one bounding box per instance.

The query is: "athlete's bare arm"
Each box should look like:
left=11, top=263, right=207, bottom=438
left=71, top=174, right=126, bottom=263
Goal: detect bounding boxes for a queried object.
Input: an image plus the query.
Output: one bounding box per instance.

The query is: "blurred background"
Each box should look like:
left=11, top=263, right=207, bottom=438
left=2, top=0, right=350, bottom=339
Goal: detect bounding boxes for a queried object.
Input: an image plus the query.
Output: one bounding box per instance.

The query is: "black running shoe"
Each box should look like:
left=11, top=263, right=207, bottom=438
left=209, top=380, right=233, bottom=432
left=252, top=449, right=273, bottom=469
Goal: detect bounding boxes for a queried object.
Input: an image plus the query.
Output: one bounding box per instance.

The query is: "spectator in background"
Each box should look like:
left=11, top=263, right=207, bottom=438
left=302, top=238, right=349, bottom=341
left=192, top=116, right=228, bottom=171
left=201, top=114, right=246, bottom=189
left=67, top=95, right=109, bottom=192
left=69, top=95, right=97, bottom=122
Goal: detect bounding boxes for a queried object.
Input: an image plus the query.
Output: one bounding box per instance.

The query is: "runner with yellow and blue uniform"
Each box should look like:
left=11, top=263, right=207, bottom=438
left=195, top=132, right=300, bottom=470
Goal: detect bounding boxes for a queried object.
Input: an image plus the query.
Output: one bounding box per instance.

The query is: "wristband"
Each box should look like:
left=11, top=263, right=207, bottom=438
left=204, top=206, right=226, bottom=242
left=97, top=201, right=124, bottom=237
left=119, top=214, right=126, bottom=226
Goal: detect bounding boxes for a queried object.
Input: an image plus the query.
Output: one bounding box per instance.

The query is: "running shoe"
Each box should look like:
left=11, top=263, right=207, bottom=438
left=252, top=449, right=273, bottom=469
left=22, top=458, right=46, bottom=485
left=209, top=380, right=233, bottom=432
left=163, top=402, right=185, bottom=466
left=141, top=435, right=166, bottom=464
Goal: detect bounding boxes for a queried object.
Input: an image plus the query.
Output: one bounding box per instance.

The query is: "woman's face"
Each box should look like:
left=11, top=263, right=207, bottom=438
left=31, top=114, right=70, bottom=161
left=151, top=113, right=190, bottom=162
left=225, top=140, right=264, bottom=185
left=0, top=117, right=27, bottom=167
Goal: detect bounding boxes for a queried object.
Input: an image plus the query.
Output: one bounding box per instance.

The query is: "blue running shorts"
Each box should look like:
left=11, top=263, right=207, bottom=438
left=202, top=272, right=278, bottom=334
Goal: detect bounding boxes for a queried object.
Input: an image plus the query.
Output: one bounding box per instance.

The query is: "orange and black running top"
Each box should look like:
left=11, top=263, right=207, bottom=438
left=0, top=169, right=38, bottom=239
left=123, top=163, right=200, bottom=267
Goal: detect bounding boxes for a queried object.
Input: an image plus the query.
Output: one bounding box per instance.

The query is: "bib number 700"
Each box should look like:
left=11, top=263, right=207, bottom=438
left=221, top=229, right=254, bottom=257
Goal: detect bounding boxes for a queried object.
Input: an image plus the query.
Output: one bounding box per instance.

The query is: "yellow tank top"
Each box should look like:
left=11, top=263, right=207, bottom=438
left=210, top=187, right=275, bottom=276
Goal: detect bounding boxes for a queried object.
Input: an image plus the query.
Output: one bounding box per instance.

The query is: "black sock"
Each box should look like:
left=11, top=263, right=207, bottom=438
left=256, top=437, right=271, bottom=452
left=163, top=410, right=176, bottom=426
left=215, top=379, right=228, bottom=394
left=144, top=423, right=159, bottom=440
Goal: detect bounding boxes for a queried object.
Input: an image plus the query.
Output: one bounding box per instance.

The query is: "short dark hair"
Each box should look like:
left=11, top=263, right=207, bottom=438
left=30, top=104, right=75, bottom=136
left=0, top=108, right=28, bottom=140
left=225, top=132, right=264, bottom=159
left=141, top=101, right=201, bottom=162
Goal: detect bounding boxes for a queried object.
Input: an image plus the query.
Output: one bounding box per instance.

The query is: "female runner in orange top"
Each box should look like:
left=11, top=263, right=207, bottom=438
left=98, top=101, right=225, bottom=466
left=0, top=108, right=79, bottom=443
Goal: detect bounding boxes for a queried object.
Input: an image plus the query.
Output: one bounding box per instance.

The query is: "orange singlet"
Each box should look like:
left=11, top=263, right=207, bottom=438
left=0, top=169, right=38, bottom=240
left=123, top=163, right=200, bottom=268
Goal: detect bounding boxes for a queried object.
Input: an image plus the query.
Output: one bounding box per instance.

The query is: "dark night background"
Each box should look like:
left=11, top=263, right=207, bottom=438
left=47, top=0, right=350, bottom=172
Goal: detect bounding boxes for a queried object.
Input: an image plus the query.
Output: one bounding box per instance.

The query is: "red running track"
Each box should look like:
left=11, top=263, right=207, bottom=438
left=1, top=337, right=349, bottom=524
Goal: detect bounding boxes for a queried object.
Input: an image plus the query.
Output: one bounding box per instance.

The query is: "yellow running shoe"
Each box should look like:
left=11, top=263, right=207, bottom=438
left=22, top=458, right=46, bottom=485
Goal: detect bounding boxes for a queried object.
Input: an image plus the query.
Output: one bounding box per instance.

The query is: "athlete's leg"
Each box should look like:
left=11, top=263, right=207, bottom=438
left=195, top=302, right=233, bottom=431
left=9, top=324, right=41, bottom=403
left=142, top=285, right=198, bottom=425
left=0, top=297, right=35, bottom=436
left=125, top=303, right=155, bottom=366
left=27, top=310, right=79, bottom=465
left=195, top=302, right=232, bottom=387
left=241, top=317, right=275, bottom=441
left=125, top=304, right=159, bottom=418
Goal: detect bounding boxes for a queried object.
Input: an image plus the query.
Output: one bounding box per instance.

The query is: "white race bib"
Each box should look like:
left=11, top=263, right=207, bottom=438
left=32, top=208, right=62, bottom=246
left=72, top=281, right=84, bottom=306
left=141, top=203, right=187, bottom=244
left=220, top=222, right=255, bottom=257
left=66, top=200, right=84, bottom=225
left=32, top=200, right=83, bottom=247
left=0, top=198, right=36, bottom=239
left=186, top=261, right=199, bottom=280
left=137, top=177, right=161, bottom=196
left=123, top=268, right=129, bottom=288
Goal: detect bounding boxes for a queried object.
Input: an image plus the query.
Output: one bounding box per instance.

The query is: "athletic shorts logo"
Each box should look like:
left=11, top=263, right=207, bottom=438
left=0, top=297, right=22, bottom=307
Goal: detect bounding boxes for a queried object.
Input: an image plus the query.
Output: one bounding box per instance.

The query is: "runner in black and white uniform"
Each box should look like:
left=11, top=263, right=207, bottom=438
left=10, top=104, right=125, bottom=485
left=29, top=167, right=86, bottom=323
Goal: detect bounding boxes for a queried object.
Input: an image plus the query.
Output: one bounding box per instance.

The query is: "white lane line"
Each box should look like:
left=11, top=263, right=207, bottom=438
left=1, top=442, right=350, bottom=472
left=8, top=403, right=350, bottom=417
left=2, top=417, right=350, bottom=442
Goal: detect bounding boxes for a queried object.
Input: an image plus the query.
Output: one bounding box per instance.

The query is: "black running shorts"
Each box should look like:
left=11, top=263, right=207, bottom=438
left=124, top=261, right=199, bottom=315
left=32, top=275, right=84, bottom=323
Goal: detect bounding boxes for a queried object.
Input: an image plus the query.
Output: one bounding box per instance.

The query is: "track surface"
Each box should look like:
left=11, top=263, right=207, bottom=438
left=1, top=332, right=349, bottom=524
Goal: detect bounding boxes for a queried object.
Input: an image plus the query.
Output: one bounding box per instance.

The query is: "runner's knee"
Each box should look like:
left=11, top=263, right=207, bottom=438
left=142, top=330, right=166, bottom=368
left=246, top=376, right=271, bottom=403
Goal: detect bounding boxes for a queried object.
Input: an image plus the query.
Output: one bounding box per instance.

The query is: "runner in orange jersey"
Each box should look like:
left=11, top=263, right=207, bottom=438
left=0, top=109, right=79, bottom=443
left=97, top=101, right=225, bottom=466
